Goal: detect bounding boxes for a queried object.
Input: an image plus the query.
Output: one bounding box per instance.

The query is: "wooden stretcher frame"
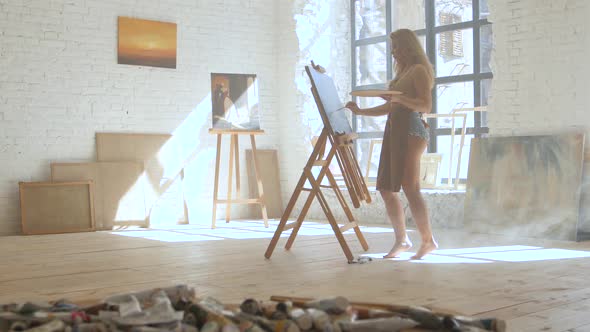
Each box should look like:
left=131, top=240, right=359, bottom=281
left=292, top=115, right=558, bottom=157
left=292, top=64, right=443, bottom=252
left=19, top=181, right=96, bottom=235
left=265, top=63, right=371, bottom=263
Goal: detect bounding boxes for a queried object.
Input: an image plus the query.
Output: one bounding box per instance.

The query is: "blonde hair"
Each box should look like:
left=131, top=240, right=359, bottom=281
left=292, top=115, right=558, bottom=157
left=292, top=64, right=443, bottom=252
left=390, top=29, right=434, bottom=87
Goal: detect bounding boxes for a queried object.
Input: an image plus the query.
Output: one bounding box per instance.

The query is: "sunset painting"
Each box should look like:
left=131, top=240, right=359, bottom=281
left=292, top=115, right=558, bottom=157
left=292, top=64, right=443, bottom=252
left=118, top=17, right=177, bottom=69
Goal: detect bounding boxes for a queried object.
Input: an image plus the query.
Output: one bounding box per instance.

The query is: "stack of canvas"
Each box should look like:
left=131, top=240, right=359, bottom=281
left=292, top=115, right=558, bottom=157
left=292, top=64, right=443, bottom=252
left=19, top=133, right=188, bottom=235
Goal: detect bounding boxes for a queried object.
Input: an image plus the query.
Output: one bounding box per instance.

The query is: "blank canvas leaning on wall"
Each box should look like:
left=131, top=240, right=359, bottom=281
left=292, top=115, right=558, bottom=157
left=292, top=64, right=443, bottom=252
left=246, top=149, right=283, bottom=219
left=51, top=162, right=147, bottom=230
left=20, top=181, right=95, bottom=235
left=96, top=133, right=187, bottom=225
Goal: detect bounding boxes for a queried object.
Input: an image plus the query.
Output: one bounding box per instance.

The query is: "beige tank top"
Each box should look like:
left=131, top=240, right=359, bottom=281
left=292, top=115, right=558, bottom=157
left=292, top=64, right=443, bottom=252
left=388, top=65, right=419, bottom=111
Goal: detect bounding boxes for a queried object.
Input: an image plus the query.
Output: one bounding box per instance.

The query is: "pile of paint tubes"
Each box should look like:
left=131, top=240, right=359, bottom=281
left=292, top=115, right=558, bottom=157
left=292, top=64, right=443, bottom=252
left=0, top=285, right=506, bottom=332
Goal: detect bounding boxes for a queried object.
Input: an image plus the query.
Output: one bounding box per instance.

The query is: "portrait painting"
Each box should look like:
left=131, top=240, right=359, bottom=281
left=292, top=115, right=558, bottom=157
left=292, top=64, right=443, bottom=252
left=211, top=73, right=260, bottom=130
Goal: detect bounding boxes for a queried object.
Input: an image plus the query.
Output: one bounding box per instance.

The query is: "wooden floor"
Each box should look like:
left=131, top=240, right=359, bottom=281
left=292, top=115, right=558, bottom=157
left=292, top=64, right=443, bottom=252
left=1, top=220, right=590, bottom=331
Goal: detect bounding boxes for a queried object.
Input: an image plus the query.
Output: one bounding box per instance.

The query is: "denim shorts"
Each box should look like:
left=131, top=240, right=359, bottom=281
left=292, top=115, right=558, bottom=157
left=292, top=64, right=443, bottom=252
left=408, top=112, right=429, bottom=141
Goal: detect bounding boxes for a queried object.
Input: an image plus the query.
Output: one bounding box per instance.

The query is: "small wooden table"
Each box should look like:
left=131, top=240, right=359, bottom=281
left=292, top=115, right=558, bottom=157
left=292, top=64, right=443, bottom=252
left=209, top=129, right=268, bottom=228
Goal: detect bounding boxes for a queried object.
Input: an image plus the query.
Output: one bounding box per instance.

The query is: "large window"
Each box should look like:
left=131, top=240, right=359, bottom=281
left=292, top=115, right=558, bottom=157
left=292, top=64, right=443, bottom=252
left=352, top=0, right=492, bottom=185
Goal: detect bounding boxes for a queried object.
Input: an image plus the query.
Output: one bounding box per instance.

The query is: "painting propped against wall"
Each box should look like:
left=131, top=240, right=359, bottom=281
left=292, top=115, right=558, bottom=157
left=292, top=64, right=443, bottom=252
left=464, top=133, right=585, bottom=241
left=211, top=73, right=261, bottom=130
left=118, top=17, right=177, bottom=69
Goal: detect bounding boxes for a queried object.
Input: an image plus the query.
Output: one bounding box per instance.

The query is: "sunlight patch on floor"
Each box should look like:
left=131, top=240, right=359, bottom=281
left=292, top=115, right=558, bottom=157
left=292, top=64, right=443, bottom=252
left=434, top=245, right=541, bottom=255
left=363, top=246, right=590, bottom=264
left=107, top=220, right=395, bottom=243
left=110, top=230, right=223, bottom=243
left=362, top=252, right=491, bottom=264
left=460, top=248, right=590, bottom=262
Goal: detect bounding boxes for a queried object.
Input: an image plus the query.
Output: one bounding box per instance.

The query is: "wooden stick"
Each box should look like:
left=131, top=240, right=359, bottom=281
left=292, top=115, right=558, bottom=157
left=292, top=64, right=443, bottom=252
left=348, top=145, right=373, bottom=203
left=226, top=134, right=235, bottom=223
left=305, top=168, right=354, bottom=262
left=211, top=134, right=222, bottom=228
left=264, top=129, right=329, bottom=259
left=285, top=135, right=337, bottom=250
left=234, top=134, right=240, bottom=194
left=269, top=295, right=474, bottom=319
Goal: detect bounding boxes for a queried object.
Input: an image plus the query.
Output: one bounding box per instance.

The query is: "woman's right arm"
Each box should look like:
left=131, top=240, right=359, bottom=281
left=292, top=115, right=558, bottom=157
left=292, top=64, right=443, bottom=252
left=345, top=101, right=391, bottom=117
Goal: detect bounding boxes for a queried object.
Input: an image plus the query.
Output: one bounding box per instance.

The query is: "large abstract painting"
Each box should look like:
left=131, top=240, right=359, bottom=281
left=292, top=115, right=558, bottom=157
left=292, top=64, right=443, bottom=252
left=118, top=17, right=177, bottom=69
left=211, top=73, right=260, bottom=130
left=465, top=133, right=585, bottom=241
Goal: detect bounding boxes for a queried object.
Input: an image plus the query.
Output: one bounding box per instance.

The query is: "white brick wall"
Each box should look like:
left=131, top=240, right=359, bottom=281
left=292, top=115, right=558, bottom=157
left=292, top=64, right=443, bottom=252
left=488, top=0, right=590, bottom=136
left=277, top=0, right=351, bottom=216
left=16, top=0, right=588, bottom=237
left=488, top=0, right=590, bottom=235
left=0, top=0, right=282, bottom=235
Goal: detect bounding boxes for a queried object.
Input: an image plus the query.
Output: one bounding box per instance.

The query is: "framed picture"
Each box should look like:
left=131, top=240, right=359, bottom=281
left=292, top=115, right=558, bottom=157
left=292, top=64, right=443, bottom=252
left=118, top=16, right=177, bottom=69
left=211, top=73, right=260, bottom=130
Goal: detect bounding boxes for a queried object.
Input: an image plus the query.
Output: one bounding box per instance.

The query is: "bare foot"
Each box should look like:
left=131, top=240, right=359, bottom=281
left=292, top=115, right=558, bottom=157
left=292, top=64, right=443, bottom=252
left=410, top=240, right=438, bottom=260
left=383, top=241, right=413, bottom=259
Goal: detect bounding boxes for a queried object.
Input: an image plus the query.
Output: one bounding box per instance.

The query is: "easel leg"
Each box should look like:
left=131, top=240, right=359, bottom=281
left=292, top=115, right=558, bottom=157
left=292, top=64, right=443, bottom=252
left=326, top=168, right=369, bottom=251
left=265, top=132, right=328, bottom=259
left=212, top=134, right=222, bottom=229
left=250, top=134, right=268, bottom=228
left=348, top=145, right=372, bottom=203
left=333, top=148, right=360, bottom=208
left=266, top=129, right=361, bottom=263
left=285, top=185, right=316, bottom=250
left=234, top=134, right=241, bottom=194
left=285, top=134, right=333, bottom=249
left=265, top=172, right=307, bottom=258
left=226, top=134, right=235, bottom=223
left=306, top=169, right=354, bottom=263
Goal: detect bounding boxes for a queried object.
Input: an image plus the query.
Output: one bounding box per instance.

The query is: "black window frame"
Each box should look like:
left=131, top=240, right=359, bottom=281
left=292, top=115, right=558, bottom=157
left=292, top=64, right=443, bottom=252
left=351, top=0, right=493, bottom=183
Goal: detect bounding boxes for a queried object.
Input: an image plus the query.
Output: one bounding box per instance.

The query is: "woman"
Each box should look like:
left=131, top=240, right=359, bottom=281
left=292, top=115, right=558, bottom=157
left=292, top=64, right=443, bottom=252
left=345, top=29, right=437, bottom=259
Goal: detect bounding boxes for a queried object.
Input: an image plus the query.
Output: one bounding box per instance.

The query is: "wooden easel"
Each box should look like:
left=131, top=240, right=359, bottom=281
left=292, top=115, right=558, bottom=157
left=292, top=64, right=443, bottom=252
left=210, top=129, right=268, bottom=228
left=264, top=63, right=371, bottom=263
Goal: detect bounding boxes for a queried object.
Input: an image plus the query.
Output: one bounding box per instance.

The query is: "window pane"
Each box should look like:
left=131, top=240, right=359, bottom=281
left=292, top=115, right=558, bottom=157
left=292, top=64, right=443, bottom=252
left=435, top=0, right=473, bottom=26
left=354, top=0, right=387, bottom=40
left=480, top=0, right=490, bottom=19
left=436, top=81, right=474, bottom=128
left=418, top=33, right=426, bottom=54
left=355, top=43, right=388, bottom=86
left=356, top=138, right=383, bottom=185
left=480, top=24, right=493, bottom=73
left=391, top=0, right=426, bottom=31
left=480, top=78, right=492, bottom=127
left=356, top=98, right=388, bottom=132
left=436, top=134, right=474, bottom=184
left=436, top=28, right=474, bottom=77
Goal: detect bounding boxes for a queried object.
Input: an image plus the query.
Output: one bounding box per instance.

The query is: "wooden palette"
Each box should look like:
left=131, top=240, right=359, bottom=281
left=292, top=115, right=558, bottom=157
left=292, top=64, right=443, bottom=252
left=350, top=89, right=403, bottom=97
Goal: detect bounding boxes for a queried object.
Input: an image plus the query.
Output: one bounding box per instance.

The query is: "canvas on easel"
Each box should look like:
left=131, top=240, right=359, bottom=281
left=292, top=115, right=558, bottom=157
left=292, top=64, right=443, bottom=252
left=265, top=62, right=371, bottom=263
left=211, top=73, right=260, bottom=131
